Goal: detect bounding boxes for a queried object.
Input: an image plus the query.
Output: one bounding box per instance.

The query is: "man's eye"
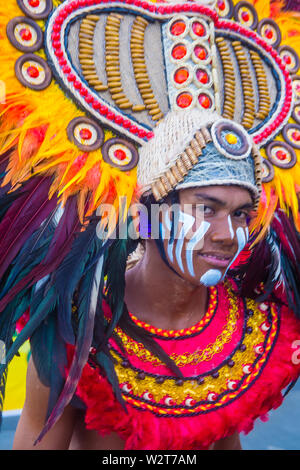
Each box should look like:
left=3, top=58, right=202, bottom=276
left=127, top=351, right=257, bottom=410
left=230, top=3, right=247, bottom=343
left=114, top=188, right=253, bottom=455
left=203, top=206, right=214, bottom=215
left=233, top=210, right=249, bottom=221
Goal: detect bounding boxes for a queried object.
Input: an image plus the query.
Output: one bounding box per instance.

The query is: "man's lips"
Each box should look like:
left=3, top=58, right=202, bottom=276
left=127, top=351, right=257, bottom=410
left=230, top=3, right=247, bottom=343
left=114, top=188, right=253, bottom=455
left=197, top=252, right=233, bottom=268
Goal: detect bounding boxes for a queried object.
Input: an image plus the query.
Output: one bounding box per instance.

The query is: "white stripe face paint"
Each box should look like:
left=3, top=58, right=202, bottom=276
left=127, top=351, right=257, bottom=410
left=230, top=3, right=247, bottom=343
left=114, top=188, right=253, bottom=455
left=228, top=215, right=234, bottom=240
left=175, top=211, right=195, bottom=273
left=186, top=221, right=210, bottom=277
left=200, top=226, right=249, bottom=287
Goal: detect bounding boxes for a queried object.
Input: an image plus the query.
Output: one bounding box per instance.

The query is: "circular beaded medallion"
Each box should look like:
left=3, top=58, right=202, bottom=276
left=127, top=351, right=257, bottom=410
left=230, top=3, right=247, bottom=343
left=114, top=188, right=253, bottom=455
left=215, top=0, right=234, bottom=18
left=67, top=117, right=104, bottom=152
left=194, top=67, right=212, bottom=88
left=192, top=41, right=211, bottom=65
left=17, top=0, right=53, bottom=20
left=278, top=46, right=300, bottom=74
left=102, top=138, right=139, bottom=170
left=6, top=16, right=43, bottom=53
left=211, top=119, right=252, bottom=159
left=234, top=1, right=258, bottom=30
left=15, top=53, right=52, bottom=90
left=266, top=141, right=297, bottom=169
left=170, top=41, right=190, bottom=63
left=257, top=19, right=282, bottom=48
left=282, top=123, right=300, bottom=150
left=261, top=158, right=275, bottom=183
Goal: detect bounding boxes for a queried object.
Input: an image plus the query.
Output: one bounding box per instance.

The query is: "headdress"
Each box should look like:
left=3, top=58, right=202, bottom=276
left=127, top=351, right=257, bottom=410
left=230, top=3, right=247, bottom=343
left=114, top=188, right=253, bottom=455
left=0, top=0, right=300, bottom=442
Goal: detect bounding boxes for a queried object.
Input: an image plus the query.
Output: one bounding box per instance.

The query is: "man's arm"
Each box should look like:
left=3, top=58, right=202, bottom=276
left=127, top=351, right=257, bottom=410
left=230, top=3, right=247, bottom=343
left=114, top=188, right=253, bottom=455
left=13, top=356, right=77, bottom=450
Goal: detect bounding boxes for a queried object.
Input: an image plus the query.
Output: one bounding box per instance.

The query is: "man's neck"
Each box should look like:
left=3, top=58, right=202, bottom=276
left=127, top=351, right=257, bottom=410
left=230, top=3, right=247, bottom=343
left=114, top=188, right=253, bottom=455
left=124, top=241, right=209, bottom=331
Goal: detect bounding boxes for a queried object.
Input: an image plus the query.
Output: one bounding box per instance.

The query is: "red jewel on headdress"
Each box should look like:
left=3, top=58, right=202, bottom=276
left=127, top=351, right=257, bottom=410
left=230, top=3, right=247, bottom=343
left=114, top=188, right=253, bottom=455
left=79, top=128, right=92, bottom=141
left=194, top=45, right=208, bottom=60
left=198, top=93, right=211, bottom=108
left=265, top=28, right=273, bottom=39
left=217, top=0, right=226, bottom=11
left=170, top=20, right=186, bottom=36
left=275, top=150, right=287, bottom=161
left=283, top=54, right=292, bottom=65
left=292, top=130, right=300, bottom=142
left=174, top=67, right=189, bottom=84
left=192, top=21, right=205, bottom=37
left=20, top=28, right=33, bottom=41
left=176, top=92, right=193, bottom=108
left=29, top=0, right=40, bottom=6
left=172, top=44, right=187, bottom=60
left=27, top=65, right=40, bottom=78
left=241, top=11, right=250, bottom=22
left=196, top=69, right=209, bottom=84
left=113, top=149, right=127, bottom=161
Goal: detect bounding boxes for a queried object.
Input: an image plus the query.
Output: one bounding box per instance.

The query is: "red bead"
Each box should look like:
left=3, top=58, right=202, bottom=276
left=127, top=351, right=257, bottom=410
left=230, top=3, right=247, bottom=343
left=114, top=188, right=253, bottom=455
left=217, top=0, right=226, bottom=11
left=192, top=21, right=205, bottom=37
left=115, top=115, right=123, bottom=124
left=174, top=68, right=189, bottom=84
left=176, top=92, right=193, bottom=108
left=52, top=40, right=61, bottom=49
left=198, top=94, right=211, bottom=108
left=74, top=80, right=82, bottom=90
left=62, top=65, right=71, bottom=74
left=100, top=105, right=108, bottom=115
left=79, top=128, right=92, bottom=140
left=80, top=88, right=88, bottom=96
left=292, top=131, right=300, bottom=141
left=59, top=58, right=67, bottom=67
left=130, top=125, right=138, bottom=133
left=123, top=119, right=131, bottom=128
left=194, top=45, right=208, bottom=60
left=27, top=65, right=39, bottom=78
left=283, top=54, right=292, bottom=65
left=147, top=131, right=154, bottom=139
left=85, top=94, right=94, bottom=103
left=55, top=49, right=64, bottom=58
left=241, top=11, right=250, bottom=22
left=92, top=101, right=101, bottom=110
left=172, top=44, right=187, bottom=60
left=107, top=111, right=115, bottom=120
left=276, top=150, right=287, bottom=160
left=67, top=73, right=76, bottom=82
left=29, top=0, right=40, bottom=6
left=265, top=28, right=273, bottom=39
left=20, top=28, right=32, bottom=41
left=114, top=149, right=127, bottom=161
left=196, top=69, right=209, bottom=84
left=170, top=21, right=186, bottom=36
left=138, top=129, right=147, bottom=138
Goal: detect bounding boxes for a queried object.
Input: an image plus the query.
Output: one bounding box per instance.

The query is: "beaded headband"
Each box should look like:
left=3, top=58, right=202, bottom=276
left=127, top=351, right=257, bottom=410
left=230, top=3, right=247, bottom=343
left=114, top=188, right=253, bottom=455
left=1, top=0, right=300, bottom=232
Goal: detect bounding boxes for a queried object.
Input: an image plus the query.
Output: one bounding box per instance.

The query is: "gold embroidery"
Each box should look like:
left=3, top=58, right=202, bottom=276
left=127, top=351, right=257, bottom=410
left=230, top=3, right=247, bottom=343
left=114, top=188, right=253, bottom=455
left=114, top=282, right=239, bottom=366
left=110, top=293, right=275, bottom=414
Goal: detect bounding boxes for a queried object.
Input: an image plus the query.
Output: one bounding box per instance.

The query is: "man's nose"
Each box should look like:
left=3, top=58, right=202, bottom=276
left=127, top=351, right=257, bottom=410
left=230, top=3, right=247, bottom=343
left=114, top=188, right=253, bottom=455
left=210, top=215, right=235, bottom=244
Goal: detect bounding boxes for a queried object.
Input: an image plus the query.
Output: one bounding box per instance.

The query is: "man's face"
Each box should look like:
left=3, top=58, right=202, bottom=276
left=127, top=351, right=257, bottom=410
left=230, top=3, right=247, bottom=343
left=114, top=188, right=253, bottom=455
left=158, top=185, right=254, bottom=286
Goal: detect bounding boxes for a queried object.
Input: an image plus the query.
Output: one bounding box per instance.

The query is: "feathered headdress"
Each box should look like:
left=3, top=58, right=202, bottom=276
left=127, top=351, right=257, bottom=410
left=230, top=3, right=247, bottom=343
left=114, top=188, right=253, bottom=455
left=0, top=0, right=300, bottom=442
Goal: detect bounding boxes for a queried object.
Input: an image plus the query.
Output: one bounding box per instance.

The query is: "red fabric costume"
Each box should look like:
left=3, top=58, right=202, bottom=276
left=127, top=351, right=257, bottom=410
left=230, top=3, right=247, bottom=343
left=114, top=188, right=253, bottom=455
left=71, top=280, right=300, bottom=450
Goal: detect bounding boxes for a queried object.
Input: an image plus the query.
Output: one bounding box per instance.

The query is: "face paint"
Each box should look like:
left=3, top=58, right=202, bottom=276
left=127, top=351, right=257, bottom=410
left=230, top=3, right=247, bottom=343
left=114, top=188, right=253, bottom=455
left=228, top=215, right=234, bottom=240
left=186, top=221, right=210, bottom=277
left=200, top=269, right=222, bottom=287
left=175, top=211, right=195, bottom=273
left=199, top=226, right=249, bottom=287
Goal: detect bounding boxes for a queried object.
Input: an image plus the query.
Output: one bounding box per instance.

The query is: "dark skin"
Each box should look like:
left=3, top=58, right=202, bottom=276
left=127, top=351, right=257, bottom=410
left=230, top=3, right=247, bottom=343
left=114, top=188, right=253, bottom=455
left=13, top=185, right=253, bottom=450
